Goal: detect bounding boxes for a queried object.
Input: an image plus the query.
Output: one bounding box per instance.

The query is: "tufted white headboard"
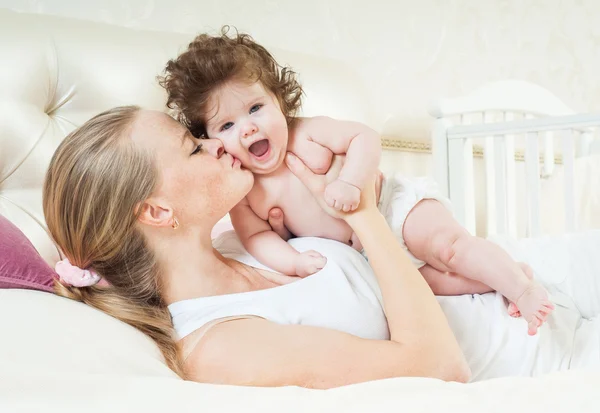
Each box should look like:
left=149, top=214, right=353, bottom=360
left=0, top=9, right=373, bottom=266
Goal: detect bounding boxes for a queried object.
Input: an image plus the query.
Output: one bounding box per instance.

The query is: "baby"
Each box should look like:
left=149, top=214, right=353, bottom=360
left=160, top=29, right=554, bottom=335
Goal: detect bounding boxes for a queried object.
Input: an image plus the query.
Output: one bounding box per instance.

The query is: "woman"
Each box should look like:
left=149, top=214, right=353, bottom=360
left=43, top=106, right=470, bottom=388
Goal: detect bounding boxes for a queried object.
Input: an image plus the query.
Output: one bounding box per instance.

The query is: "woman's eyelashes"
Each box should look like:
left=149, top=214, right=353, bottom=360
left=191, top=143, right=203, bottom=155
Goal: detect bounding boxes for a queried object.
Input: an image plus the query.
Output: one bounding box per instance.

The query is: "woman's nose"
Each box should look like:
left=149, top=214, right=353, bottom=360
left=204, top=138, right=224, bottom=158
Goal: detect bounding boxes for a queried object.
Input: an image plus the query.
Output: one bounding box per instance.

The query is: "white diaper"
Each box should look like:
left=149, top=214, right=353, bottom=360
left=373, top=173, right=453, bottom=268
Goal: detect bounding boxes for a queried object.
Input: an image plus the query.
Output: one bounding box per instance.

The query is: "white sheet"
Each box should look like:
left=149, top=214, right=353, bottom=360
left=1, top=358, right=599, bottom=412
left=437, top=230, right=600, bottom=381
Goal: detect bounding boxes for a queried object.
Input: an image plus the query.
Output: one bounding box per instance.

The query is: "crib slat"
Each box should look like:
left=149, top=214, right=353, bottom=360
left=525, top=132, right=541, bottom=237
left=463, top=139, right=476, bottom=235
left=562, top=129, right=576, bottom=232
left=448, top=138, right=475, bottom=234
left=503, top=112, right=517, bottom=238
left=493, top=136, right=508, bottom=235
left=432, top=118, right=452, bottom=198
left=543, top=131, right=555, bottom=177
left=578, top=130, right=592, bottom=157
left=483, top=112, right=496, bottom=235
left=461, top=115, right=476, bottom=234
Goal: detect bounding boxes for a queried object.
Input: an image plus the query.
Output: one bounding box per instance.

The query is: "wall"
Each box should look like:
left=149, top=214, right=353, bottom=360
left=3, top=0, right=600, bottom=141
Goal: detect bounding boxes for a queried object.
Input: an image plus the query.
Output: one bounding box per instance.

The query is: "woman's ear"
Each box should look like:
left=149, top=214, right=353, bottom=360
left=136, top=198, right=174, bottom=228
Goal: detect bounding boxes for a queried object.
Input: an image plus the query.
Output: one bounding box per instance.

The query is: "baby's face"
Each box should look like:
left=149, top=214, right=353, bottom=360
left=204, top=80, right=288, bottom=175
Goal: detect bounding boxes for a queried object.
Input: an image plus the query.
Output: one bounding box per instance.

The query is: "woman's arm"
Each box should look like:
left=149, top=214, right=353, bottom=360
left=185, top=316, right=469, bottom=389
left=185, top=155, right=470, bottom=388
left=284, top=153, right=469, bottom=378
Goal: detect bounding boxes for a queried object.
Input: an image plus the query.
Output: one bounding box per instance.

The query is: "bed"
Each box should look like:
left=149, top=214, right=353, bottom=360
left=1, top=9, right=599, bottom=413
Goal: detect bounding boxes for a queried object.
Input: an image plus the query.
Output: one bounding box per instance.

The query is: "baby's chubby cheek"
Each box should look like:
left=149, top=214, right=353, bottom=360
left=270, top=138, right=287, bottom=155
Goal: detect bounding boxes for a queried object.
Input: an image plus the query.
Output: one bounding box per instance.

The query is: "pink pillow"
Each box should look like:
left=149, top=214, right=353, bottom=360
left=0, top=214, right=55, bottom=293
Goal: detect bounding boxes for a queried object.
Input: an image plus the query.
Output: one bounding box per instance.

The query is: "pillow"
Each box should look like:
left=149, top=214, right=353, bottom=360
left=0, top=289, right=177, bottom=379
left=0, top=214, right=55, bottom=292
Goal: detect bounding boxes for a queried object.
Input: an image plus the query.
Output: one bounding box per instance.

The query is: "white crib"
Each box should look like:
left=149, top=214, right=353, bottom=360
left=429, top=80, right=599, bottom=238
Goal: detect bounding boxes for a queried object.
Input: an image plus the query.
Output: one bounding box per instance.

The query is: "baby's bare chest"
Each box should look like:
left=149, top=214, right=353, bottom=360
left=246, top=169, right=352, bottom=241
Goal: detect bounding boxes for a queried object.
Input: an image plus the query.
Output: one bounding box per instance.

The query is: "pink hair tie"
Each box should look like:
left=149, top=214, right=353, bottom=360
left=55, top=258, right=103, bottom=287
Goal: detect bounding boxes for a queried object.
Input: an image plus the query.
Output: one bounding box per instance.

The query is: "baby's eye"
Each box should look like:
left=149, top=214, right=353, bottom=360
left=221, top=122, right=234, bottom=132
left=191, top=143, right=203, bottom=155
left=249, top=104, right=262, bottom=114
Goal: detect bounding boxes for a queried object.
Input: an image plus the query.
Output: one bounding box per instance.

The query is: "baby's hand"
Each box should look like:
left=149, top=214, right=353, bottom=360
left=294, top=250, right=327, bottom=277
left=324, top=179, right=361, bottom=212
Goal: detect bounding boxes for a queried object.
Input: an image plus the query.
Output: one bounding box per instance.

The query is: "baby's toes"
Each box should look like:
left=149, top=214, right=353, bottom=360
left=534, top=310, right=549, bottom=323
left=507, top=302, right=521, bottom=318
left=527, top=319, right=540, bottom=336
left=541, top=300, right=555, bottom=312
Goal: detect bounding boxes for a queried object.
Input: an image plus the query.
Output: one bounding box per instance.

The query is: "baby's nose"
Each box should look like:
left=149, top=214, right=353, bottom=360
left=241, top=123, right=258, bottom=138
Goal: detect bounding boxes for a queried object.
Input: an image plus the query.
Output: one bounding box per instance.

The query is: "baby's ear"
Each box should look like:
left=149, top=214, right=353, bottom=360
left=136, top=198, right=174, bottom=228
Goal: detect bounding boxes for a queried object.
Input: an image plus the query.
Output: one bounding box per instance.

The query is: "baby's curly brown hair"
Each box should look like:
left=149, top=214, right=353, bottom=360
left=159, top=27, right=303, bottom=138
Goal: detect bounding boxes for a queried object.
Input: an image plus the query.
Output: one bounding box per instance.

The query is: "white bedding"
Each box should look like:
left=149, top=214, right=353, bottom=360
left=438, top=230, right=600, bottom=381
left=1, top=231, right=600, bottom=412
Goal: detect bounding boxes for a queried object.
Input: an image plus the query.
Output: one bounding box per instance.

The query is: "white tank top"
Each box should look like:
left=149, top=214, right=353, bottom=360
left=168, top=231, right=596, bottom=380
left=168, top=231, right=389, bottom=341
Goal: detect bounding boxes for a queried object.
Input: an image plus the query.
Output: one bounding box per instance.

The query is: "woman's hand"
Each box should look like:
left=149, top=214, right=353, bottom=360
left=285, top=153, right=378, bottom=221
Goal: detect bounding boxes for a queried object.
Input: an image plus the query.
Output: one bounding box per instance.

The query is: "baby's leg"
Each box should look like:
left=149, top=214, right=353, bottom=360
left=419, top=265, right=493, bottom=296
left=421, top=262, right=533, bottom=314
left=403, top=200, right=554, bottom=335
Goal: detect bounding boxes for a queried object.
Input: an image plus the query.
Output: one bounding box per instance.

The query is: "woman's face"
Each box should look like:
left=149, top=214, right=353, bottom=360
left=130, top=110, right=253, bottom=227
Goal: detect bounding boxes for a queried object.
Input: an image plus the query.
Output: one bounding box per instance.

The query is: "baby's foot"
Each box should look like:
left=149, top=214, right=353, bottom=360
left=515, top=281, right=555, bottom=336
left=507, top=263, right=533, bottom=318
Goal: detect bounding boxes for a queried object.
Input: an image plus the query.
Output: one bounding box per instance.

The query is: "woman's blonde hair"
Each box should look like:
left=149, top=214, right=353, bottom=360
left=43, top=106, right=184, bottom=377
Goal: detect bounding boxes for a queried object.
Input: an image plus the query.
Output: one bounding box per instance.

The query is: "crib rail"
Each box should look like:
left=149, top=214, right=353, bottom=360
left=433, top=113, right=600, bottom=238
left=446, top=113, right=600, bottom=139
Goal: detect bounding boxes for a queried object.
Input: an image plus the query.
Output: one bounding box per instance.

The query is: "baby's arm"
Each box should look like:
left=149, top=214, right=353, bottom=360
left=300, top=117, right=381, bottom=211
left=230, top=198, right=326, bottom=277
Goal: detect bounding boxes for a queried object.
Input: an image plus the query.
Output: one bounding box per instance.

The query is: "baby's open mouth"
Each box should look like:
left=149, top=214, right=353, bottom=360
left=249, top=139, right=270, bottom=158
